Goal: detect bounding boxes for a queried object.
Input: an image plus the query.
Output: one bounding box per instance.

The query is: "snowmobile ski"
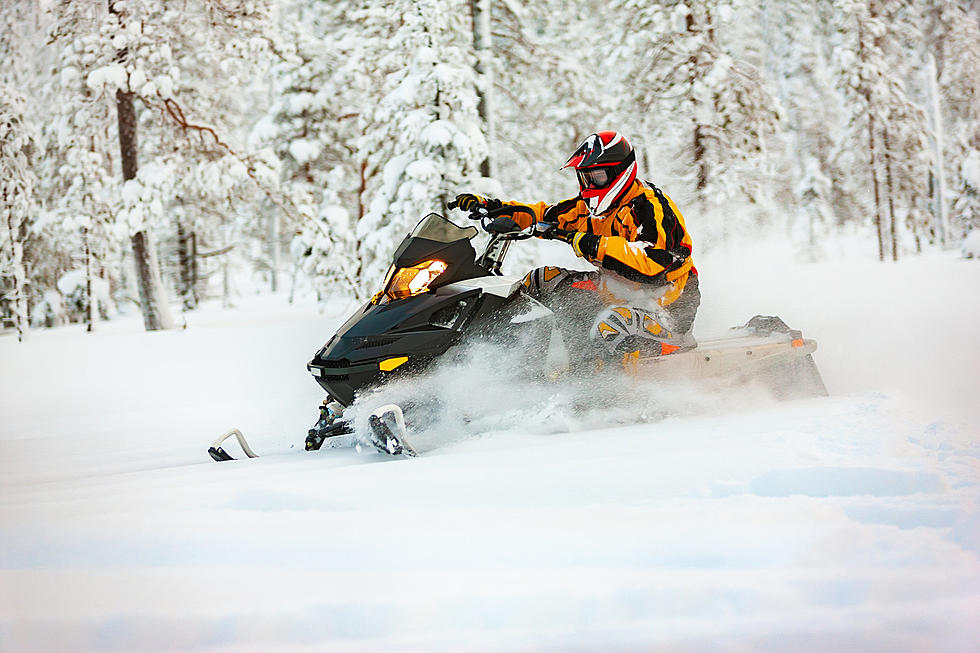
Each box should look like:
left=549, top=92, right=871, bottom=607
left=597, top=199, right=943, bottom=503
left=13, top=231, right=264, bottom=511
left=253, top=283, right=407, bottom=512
left=367, top=404, right=418, bottom=457
left=208, top=428, right=260, bottom=462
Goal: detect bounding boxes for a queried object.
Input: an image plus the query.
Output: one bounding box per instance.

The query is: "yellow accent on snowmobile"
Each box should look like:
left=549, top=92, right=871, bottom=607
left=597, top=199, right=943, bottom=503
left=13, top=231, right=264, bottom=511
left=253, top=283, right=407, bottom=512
left=379, top=356, right=409, bottom=372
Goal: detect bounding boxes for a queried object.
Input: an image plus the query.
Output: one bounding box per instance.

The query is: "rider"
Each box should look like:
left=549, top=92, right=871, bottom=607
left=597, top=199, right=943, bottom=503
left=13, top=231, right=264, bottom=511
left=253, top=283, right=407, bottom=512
left=452, top=131, right=700, bottom=364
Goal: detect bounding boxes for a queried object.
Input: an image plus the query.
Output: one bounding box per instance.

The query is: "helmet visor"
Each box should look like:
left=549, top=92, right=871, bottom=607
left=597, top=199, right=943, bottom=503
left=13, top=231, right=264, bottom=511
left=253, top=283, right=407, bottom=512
left=577, top=166, right=615, bottom=190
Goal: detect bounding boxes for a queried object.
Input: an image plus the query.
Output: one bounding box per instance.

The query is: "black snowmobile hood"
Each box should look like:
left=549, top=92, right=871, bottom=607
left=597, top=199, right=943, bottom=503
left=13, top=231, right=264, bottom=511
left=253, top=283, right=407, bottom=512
left=309, top=284, right=487, bottom=406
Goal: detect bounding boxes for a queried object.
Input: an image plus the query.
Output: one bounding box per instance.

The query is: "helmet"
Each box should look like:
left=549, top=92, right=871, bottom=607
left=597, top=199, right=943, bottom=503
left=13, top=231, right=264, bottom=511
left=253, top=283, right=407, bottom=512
left=562, top=131, right=637, bottom=215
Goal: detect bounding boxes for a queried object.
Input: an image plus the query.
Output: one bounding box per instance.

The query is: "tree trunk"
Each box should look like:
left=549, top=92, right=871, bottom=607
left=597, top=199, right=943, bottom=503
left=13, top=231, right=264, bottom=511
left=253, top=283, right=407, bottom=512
left=868, top=112, right=885, bottom=262
left=858, top=14, right=885, bottom=262
left=117, top=88, right=174, bottom=331
left=470, top=0, right=494, bottom=177
left=883, top=126, right=898, bottom=262
left=355, top=159, right=367, bottom=283
left=694, top=123, right=708, bottom=198
left=911, top=189, right=923, bottom=254
left=2, top=185, right=30, bottom=342
left=111, top=0, right=174, bottom=331
left=130, top=230, right=173, bottom=330
left=687, top=13, right=708, bottom=208
left=269, top=210, right=279, bottom=293
left=190, top=231, right=198, bottom=301
left=926, top=53, right=949, bottom=247
left=176, top=220, right=197, bottom=309
left=83, top=225, right=94, bottom=332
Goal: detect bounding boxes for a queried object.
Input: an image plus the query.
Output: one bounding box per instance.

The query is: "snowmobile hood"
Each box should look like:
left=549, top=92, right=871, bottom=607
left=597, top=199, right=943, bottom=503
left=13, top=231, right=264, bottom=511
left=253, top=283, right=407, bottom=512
left=308, top=286, right=484, bottom=406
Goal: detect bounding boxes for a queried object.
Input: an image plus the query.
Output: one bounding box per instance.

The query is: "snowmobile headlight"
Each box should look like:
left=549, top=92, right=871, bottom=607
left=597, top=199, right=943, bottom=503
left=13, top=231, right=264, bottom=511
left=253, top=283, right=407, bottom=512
left=386, top=259, right=448, bottom=301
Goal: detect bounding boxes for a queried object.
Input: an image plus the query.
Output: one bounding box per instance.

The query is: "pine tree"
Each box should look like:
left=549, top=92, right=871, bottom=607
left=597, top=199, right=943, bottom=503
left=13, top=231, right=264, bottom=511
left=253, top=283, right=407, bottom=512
left=259, top=0, right=377, bottom=300
left=489, top=0, right=608, bottom=205
left=356, top=0, right=487, bottom=295
left=0, top=86, right=37, bottom=341
left=925, top=0, right=980, bottom=241
left=835, top=0, right=934, bottom=260
left=613, top=0, right=781, bottom=245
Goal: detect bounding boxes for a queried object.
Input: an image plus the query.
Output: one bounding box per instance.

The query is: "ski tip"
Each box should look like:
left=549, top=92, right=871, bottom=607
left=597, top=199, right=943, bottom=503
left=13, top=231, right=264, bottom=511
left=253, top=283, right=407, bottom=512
left=208, top=446, right=235, bottom=462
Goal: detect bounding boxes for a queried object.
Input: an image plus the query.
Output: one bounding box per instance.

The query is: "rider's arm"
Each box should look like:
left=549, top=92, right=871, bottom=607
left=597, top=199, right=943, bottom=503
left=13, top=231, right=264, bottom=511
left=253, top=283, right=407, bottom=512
left=501, top=201, right=550, bottom=229
left=582, top=190, right=694, bottom=284
left=595, top=237, right=691, bottom=283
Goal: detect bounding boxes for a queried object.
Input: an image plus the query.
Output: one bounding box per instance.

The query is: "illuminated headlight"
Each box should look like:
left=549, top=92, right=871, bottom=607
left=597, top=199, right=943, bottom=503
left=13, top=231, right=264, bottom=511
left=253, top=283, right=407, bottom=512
left=386, top=259, right=447, bottom=301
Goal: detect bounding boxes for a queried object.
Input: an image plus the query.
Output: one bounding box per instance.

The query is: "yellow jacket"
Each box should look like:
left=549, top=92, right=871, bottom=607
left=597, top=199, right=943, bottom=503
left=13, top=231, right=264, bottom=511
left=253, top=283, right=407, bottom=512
left=505, top=180, right=695, bottom=287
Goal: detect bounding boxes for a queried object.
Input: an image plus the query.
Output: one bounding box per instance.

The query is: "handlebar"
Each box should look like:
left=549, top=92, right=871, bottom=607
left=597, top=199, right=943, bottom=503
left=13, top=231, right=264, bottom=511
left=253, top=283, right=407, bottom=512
left=450, top=202, right=538, bottom=240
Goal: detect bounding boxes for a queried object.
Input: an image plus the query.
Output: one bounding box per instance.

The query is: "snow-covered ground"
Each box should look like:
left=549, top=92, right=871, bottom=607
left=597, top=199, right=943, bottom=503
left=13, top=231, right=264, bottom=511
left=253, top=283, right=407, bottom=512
left=2, top=243, right=979, bottom=652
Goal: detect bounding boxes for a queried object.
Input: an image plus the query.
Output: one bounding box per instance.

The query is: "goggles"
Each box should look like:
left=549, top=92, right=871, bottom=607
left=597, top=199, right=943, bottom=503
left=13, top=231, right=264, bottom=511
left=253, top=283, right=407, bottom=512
left=577, top=166, right=616, bottom=190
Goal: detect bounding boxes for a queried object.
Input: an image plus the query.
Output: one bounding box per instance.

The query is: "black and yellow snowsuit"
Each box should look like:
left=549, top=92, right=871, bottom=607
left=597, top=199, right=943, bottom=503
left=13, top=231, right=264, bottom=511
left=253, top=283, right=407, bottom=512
left=506, top=179, right=700, bottom=358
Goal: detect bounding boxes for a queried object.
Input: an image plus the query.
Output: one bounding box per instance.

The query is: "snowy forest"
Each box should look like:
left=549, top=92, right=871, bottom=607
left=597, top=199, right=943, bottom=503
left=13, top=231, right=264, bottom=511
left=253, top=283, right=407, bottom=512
left=1, top=0, right=979, bottom=337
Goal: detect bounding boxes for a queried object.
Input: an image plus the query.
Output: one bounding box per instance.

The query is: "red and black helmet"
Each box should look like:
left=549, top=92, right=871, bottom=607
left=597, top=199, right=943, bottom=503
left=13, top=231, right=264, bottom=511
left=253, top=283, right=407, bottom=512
left=562, top=131, right=638, bottom=215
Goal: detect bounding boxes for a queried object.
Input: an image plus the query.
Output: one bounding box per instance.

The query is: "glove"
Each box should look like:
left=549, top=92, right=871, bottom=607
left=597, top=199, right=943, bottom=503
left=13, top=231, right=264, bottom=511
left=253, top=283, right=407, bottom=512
left=539, top=226, right=601, bottom=260
left=448, top=193, right=502, bottom=214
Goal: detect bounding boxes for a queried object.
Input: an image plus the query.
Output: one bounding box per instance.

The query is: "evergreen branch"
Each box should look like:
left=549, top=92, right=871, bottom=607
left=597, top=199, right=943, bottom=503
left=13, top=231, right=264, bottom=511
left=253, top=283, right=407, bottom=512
left=137, top=94, right=359, bottom=290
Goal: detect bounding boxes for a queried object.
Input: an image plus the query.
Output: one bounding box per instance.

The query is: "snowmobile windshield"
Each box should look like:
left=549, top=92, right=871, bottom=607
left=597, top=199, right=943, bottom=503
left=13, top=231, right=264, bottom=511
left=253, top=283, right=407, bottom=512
left=409, top=213, right=479, bottom=243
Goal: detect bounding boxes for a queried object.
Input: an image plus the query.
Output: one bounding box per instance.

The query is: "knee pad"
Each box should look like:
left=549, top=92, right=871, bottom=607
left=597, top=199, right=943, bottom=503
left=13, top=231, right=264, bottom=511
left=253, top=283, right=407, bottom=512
left=591, top=306, right=682, bottom=357
left=521, top=266, right=571, bottom=299
left=522, top=267, right=598, bottom=301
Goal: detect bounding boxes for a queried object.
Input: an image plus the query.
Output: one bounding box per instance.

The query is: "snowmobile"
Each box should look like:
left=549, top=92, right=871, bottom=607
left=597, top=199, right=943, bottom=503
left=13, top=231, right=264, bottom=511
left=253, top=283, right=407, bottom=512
left=209, top=205, right=826, bottom=462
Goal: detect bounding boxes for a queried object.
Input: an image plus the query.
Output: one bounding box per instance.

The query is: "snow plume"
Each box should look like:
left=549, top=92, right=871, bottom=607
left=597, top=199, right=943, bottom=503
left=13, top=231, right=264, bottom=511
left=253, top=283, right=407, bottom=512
left=343, top=332, right=776, bottom=456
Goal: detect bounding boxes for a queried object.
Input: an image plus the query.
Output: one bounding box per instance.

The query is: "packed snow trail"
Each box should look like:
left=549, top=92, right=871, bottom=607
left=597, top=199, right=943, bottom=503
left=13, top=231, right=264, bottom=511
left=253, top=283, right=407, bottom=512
left=1, top=249, right=978, bottom=652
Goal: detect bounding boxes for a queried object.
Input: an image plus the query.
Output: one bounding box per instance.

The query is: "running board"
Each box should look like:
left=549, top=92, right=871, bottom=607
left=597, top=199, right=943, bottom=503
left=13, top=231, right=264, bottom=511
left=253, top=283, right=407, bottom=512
left=208, top=428, right=260, bottom=462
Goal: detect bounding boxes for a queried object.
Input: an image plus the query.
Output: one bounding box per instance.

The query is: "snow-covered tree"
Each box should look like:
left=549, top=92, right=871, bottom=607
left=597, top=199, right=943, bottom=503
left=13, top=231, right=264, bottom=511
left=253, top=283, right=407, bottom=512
left=44, top=0, right=291, bottom=324
left=257, top=0, right=379, bottom=300
left=612, top=0, right=781, bottom=245
left=925, top=0, right=980, bottom=240
left=0, top=86, right=37, bottom=341
left=5, top=0, right=980, bottom=323
left=489, top=0, right=608, bottom=203
left=834, top=0, right=934, bottom=260
left=355, top=0, right=487, bottom=295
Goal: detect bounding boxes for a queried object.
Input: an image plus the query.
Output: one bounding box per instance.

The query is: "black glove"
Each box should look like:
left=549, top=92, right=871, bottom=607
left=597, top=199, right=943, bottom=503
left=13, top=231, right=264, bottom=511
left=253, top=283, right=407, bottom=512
left=538, top=226, right=601, bottom=260
left=448, top=193, right=502, bottom=214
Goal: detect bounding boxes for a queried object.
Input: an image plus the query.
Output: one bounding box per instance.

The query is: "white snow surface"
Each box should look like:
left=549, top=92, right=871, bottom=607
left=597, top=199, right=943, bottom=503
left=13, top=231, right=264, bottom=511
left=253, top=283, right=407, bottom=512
left=1, top=245, right=979, bottom=652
